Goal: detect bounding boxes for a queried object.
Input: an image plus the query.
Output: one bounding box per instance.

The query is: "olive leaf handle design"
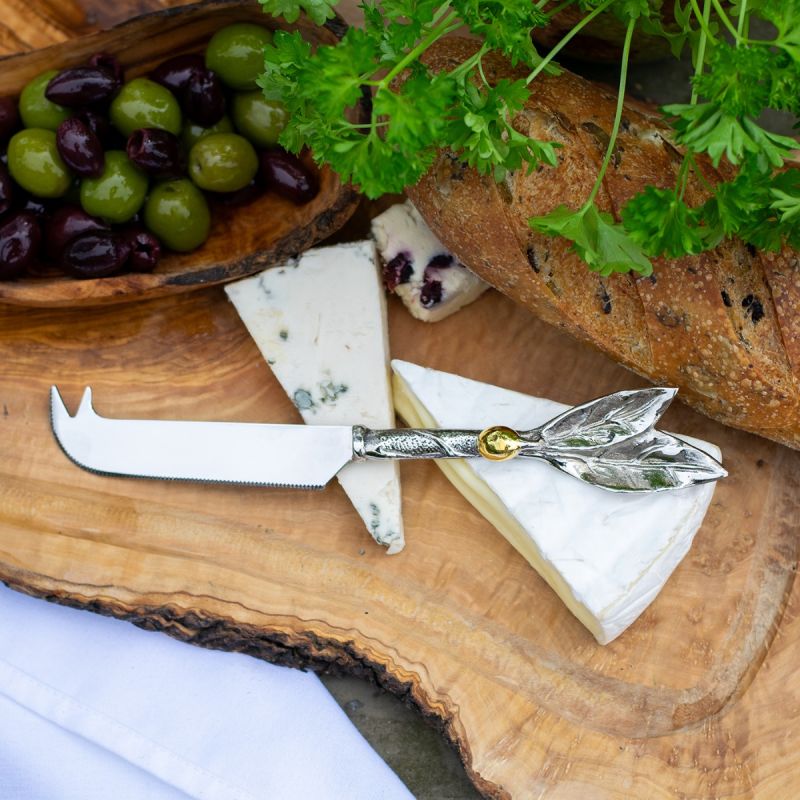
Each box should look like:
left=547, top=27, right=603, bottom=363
left=526, top=387, right=678, bottom=449
left=529, top=429, right=725, bottom=492
left=356, top=387, right=727, bottom=493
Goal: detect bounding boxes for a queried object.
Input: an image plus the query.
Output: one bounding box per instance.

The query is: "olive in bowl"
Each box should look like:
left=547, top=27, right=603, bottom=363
left=80, top=150, right=148, bottom=223
left=8, top=129, right=72, bottom=198
left=110, top=78, right=182, bottom=137
left=205, top=23, right=273, bottom=90
left=18, top=71, right=70, bottom=131
left=0, top=11, right=361, bottom=297
left=143, top=179, right=210, bottom=252
left=188, top=133, right=258, bottom=192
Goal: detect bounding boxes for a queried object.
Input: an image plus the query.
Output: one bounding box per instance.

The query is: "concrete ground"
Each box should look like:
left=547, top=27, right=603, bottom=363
left=321, top=674, right=481, bottom=799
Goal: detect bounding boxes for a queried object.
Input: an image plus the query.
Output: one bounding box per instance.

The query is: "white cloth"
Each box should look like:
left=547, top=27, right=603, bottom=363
left=0, top=584, right=414, bottom=800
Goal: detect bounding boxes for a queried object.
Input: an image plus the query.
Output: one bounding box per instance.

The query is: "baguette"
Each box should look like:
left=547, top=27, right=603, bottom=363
left=408, top=38, right=800, bottom=449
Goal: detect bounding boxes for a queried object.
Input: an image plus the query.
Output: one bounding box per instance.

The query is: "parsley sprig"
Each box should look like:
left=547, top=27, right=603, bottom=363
left=259, top=0, right=800, bottom=275
left=259, top=0, right=560, bottom=197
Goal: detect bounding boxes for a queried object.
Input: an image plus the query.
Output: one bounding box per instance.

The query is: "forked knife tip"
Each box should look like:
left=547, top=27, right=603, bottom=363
left=50, top=385, right=94, bottom=421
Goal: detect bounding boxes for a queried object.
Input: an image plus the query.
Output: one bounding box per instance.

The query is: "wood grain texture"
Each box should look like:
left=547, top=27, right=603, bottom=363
left=0, top=0, right=363, bottom=307
left=2, top=2, right=800, bottom=798
left=2, top=286, right=800, bottom=798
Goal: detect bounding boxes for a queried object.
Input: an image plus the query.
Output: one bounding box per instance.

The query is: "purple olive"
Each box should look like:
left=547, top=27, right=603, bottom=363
left=56, top=117, right=104, bottom=177
left=123, top=226, right=161, bottom=272
left=45, top=204, right=109, bottom=261
left=0, top=211, right=41, bottom=279
left=0, top=96, right=20, bottom=141
left=62, top=231, right=131, bottom=278
left=45, top=67, right=118, bottom=107
left=88, top=53, right=124, bottom=90
left=73, top=108, right=111, bottom=143
left=18, top=194, right=56, bottom=221
left=150, top=53, right=204, bottom=95
left=0, top=163, right=12, bottom=216
left=184, top=67, right=225, bottom=126
left=126, top=128, right=182, bottom=176
left=260, top=149, right=319, bottom=205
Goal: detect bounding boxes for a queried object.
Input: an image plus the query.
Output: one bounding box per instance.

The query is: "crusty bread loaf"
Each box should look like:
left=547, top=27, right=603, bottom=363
left=408, top=38, right=800, bottom=449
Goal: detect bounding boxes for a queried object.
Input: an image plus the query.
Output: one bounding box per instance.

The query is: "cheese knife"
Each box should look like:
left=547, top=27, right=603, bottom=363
left=50, top=385, right=726, bottom=493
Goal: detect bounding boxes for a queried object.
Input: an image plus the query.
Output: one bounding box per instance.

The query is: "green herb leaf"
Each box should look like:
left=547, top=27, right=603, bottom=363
left=607, top=0, right=652, bottom=22
left=664, top=102, right=797, bottom=168
left=751, top=0, right=800, bottom=60
left=771, top=169, right=800, bottom=225
left=258, top=0, right=337, bottom=25
left=699, top=160, right=800, bottom=251
left=374, top=70, right=453, bottom=152
left=327, top=126, right=437, bottom=197
left=531, top=204, right=653, bottom=277
left=448, top=77, right=559, bottom=180
left=259, top=0, right=800, bottom=273
left=692, top=42, right=772, bottom=118
left=767, top=51, right=800, bottom=115
left=622, top=186, right=705, bottom=258
left=451, top=0, right=549, bottom=65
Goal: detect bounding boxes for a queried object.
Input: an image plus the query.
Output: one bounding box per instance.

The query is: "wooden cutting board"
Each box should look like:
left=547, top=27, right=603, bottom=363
left=3, top=3, right=800, bottom=798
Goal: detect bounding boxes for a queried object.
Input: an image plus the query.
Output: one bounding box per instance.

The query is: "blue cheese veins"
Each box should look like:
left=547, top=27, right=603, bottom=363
left=291, top=378, right=349, bottom=413
left=225, top=242, right=405, bottom=554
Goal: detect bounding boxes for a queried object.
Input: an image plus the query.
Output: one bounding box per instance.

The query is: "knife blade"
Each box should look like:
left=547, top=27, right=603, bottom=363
left=50, top=386, right=354, bottom=490
left=50, top=385, right=727, bottom=493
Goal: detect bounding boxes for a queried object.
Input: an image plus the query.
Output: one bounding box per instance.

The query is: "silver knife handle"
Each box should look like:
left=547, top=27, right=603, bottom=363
left=353, top=427, right=481, bottom=460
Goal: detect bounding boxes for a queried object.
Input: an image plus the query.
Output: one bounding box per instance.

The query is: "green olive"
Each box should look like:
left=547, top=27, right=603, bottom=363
left=181, top=114, right=235, bottom=151
left=19, top=70, right=71, bottom=131
left=7, top=128, right=71, bottom=198
left=80, top=150, right=148, bottom=223
left=110, top=78, right=182, bottom=137
left=188, top=133, right=258, bottom=193
left=205, top=23, right=273, bottom=90
left=231, top=92, right=286, bottom=147
left=144, top=179, right=210, bottom=252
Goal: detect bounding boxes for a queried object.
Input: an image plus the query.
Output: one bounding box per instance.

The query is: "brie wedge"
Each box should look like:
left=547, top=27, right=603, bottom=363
left=225, top=242, right=404, bottom=554
left=391, top=359, right=720, bottom=643
left=371, top=200, right=488, bottom=322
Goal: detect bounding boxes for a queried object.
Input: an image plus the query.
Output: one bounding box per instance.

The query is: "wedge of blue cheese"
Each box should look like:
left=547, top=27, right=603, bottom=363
left=371, top=200, right=488, bottom=322
left=391, top=359, right=720, bottom=643
left=225, top=242, right=404, bottom=554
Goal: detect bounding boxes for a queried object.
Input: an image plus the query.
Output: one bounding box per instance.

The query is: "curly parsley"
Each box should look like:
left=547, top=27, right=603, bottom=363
left=259, top=0, right=800, bottom=275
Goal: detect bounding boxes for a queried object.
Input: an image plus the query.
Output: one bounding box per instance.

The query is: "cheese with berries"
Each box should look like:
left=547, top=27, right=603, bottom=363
left=225, top=242, right=405, bottom=554
left=372, top=200, right=488, bottom=322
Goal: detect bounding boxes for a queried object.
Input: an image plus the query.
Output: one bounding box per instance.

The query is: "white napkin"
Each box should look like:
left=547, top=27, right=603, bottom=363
left=0, top=584, right=414, bottom=800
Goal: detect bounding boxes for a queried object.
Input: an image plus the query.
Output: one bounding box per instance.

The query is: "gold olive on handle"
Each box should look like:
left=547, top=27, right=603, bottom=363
left=477, top=426, right=523, bottom=461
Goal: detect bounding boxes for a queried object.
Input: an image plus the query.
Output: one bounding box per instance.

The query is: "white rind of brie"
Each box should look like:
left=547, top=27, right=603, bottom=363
left=371, top=200, right=488, bottom=323
left=225, top=242, right=404, bottom=554
left=391, top=359, right=720, bottom=643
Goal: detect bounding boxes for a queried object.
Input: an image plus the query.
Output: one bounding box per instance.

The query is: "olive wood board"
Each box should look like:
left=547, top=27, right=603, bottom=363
left=2, top=2, right=800, bottom=798
left=2, top=284, right=800, bottom=799
left=0, top=0, right=364, bottom=308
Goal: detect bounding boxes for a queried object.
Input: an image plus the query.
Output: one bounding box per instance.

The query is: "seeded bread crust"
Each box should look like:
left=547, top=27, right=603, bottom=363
left=408, top=38, right=800, bottom=449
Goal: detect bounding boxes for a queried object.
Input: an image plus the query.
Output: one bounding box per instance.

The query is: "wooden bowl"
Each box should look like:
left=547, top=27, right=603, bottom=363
left=0, top=0, right=366, bottom=307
